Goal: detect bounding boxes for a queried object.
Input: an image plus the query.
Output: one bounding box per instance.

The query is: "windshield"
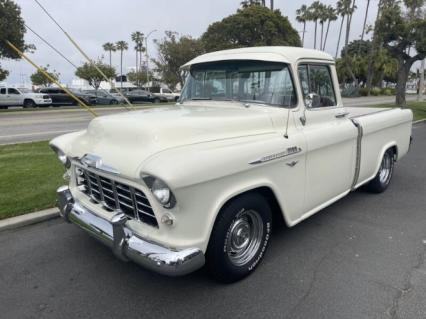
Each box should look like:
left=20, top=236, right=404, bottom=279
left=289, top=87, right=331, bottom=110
left=180, top=61, right=296, bottom=107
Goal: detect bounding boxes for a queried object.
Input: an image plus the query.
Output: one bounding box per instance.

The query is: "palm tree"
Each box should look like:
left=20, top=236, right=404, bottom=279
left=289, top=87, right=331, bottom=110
left=344, top=0, right=357, bottom=49
left=131, top=31, right=144, bottom=77
left=360, top=0, right=371, bottom=42
left=318, top=3, right=328, bottom=50
left=322, top=5, right=337, bottom=50
left=309, top=1, right=322, bottom=49
left=115, top=41, right=129, bottom=89
left=296, top=5, right=309, bottom=47
left=102, top=42, right=116, bottom=68
left=335, top=0, right=352, bottom=58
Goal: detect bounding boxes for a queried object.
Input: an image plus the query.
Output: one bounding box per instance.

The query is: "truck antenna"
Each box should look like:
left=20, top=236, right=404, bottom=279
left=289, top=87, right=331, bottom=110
left=284, top=107, right=291, bottom=138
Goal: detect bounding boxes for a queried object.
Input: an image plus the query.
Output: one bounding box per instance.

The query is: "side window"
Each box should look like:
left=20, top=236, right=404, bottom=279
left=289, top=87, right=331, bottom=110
left=0, top=88, right=6, bottom=94
left=298, top=64, right=336, bottom=108
left=8, top=88, right=20, bottom=95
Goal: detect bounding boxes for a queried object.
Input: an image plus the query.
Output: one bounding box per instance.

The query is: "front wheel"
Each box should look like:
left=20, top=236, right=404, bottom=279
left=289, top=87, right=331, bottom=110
left=206, top=193, right=272, bottom=282
left=23, top=99, right=36, bottom=108
left=365, top=148, right=395, bottom=193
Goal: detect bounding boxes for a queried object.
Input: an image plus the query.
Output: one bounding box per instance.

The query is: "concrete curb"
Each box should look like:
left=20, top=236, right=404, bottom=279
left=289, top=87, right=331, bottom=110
left=0, top=208, right=59, bottom=232
left=413, top=119, right=426, bottom=125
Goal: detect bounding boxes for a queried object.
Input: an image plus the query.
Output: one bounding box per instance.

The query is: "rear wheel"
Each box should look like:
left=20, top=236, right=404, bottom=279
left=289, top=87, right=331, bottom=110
left=23, top=99, right=36, bottom=108
left=365, top=148, right=395, bottom=193
left=206, top=193, right=272, bottom=282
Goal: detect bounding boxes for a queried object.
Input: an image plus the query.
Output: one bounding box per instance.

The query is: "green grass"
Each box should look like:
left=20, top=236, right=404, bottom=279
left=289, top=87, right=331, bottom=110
left=0, top=141, right=65, bottom=220
left=372, top=101, right=426, bottom=121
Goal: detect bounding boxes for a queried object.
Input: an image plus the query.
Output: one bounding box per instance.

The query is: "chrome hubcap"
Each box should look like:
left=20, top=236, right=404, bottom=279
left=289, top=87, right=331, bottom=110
left=226, top=210, right=263, bottom=266
left=379, top=152, right=392, bottom=185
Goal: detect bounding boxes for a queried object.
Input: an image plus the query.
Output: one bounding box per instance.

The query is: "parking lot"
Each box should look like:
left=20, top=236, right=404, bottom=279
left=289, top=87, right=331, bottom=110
left=0, top=122, right=425, bottom=319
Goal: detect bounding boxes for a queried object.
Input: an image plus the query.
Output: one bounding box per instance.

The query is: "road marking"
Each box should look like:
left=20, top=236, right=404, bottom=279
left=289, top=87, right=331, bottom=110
left=0, top=129, right=75, bottom=139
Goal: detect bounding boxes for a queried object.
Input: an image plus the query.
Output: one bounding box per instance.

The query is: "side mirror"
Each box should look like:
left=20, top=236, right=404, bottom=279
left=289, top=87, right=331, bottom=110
left=305, top=93, right=321, bottom=108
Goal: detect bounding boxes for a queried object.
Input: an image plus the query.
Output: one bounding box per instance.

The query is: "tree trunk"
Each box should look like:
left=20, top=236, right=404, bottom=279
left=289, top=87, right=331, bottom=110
left=270, top=0, right=274, bottom=10
left=314, top=20, right=317, bottom=49
left=320, top=23, right=324, bottom=51
left=396, top=65, right=408, bottom=106
left=366, top=0, right=383, bottom=95
left=360, top=0, right=370, bottom=42
left=120, top=50, right=123, bottom=89
left=302, top=22, right=306, bottom=47
left=335, top=15, right=345, bottom=58
left=135, top=51, right=138, bottom=86
left=109, top=50, right=112, bottom=68
left=323, top=20, right=331, bottom=50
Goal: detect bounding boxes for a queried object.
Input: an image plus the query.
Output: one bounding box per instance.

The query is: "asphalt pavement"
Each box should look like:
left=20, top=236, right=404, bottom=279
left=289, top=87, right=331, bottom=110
left=0, top=123, right=425, bottom=319
left=0, top=95, right=420, bottom=145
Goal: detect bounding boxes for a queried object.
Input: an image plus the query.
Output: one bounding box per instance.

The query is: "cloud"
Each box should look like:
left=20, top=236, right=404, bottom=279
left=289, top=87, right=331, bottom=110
left=2, top=0, right=378, bottom=85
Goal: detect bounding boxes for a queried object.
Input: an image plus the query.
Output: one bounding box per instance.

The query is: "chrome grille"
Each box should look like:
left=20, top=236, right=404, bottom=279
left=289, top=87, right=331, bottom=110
left=75, top=166, right=158, bottom=227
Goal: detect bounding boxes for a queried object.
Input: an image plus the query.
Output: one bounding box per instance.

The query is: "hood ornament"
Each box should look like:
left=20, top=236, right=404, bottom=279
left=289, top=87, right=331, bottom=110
left=80, top=154, right=120, bottom=175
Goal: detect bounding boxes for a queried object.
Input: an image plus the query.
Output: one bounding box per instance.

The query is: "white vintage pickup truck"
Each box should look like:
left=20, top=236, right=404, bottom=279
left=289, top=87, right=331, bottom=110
left=53, top=47, right=413, bottom=282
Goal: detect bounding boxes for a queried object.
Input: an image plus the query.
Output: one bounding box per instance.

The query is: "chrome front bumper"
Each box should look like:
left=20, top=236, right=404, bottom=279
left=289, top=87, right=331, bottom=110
left=57, top=186, right=205, bottom=276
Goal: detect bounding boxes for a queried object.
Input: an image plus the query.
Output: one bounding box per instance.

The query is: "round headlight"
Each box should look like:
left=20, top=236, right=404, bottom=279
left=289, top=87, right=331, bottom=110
left=142, top=175, right=176, bottom=208
left=51, top=145, right=71, bottom=168
left=152, top=179, right=171, bottom=205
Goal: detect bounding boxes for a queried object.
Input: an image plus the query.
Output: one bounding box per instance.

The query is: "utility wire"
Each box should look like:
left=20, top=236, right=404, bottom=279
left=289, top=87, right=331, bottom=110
left=33, top=0, right=134, bottom=110
left=25, top=23, right=128, bottom=104
left=25, top=23, right=78, bottom=69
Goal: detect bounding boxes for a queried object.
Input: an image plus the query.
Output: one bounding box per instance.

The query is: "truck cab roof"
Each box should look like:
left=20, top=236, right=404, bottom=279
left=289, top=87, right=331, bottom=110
left=182, top=46, right=334, bottom=69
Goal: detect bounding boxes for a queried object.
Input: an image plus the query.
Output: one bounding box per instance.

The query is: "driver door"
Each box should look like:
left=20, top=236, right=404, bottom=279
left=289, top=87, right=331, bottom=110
left=298, top=63, right=357, bottom=212
left=7, top=88, right=22, bottom=106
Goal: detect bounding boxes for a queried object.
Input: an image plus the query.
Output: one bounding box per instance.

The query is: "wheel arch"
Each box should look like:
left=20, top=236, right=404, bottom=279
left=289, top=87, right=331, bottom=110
left=206, top=184, right=289, bottom=250
left=373, top=142, right=398, bottom=178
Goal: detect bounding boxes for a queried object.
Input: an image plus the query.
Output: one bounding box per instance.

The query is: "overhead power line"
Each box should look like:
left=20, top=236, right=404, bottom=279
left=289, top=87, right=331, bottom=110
left=25, top=23, right=129, bottom=104
left=25, top=23, right=78, bottom=69
left=32, top=0, right=134, bottom=110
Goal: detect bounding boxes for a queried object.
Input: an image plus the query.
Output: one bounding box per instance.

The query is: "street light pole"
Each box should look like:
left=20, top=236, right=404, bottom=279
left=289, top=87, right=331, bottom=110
left=145, top=29, right=157, bottom=91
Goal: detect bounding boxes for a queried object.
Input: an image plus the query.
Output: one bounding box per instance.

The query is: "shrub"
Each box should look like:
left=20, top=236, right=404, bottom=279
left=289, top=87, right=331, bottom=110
left=381, top=88, right=393, bottom=95
left=370, top=87, right=381, bottom=96
left=358, top=87, right=369, bottom=96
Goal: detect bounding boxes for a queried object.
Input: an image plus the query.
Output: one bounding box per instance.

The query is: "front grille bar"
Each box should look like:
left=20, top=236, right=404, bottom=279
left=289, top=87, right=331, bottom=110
left=75, top=165, right=158, bottom=227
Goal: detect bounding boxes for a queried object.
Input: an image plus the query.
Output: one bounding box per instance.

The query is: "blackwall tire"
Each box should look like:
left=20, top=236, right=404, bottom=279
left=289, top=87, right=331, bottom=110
left=365, top=148, right=395, bottom=193
left=23, top=100, right=36, bottom=108
left=206, top=193, right=272, bottom=283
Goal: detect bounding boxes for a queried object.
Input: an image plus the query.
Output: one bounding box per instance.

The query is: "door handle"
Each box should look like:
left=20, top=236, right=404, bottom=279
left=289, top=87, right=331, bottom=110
left=335, top=112, right=349, bottom=118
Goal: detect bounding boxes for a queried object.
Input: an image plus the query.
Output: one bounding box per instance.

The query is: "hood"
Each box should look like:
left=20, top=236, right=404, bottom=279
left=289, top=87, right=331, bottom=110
left=68, top=104, right=275, bottom=177
left=26, top=92, right=46, bottom=98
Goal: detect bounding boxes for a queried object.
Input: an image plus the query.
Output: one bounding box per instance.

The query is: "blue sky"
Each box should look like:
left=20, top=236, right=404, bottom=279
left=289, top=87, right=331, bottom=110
left=1, top=0, right=380, bottom=85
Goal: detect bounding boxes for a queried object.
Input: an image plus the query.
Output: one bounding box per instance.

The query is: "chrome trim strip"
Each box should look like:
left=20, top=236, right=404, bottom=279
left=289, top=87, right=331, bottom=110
left=349, top=108, right=397, bottom=120
left=249, top=147, right=302, bottom=165
left=79, top=154, right=120, bottom=175
left=350, top=119, right=363, bottom=190
left=57, top=186, right=205, bottom=277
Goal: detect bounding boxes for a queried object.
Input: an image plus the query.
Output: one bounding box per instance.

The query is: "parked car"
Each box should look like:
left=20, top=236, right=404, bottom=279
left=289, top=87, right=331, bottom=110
left=148, top=87, right=180, bottom=102
left=39, top=88, right=96, bottom=106
left=125, top=89, right=158, bottom=103
left=0, top=87, right=52, bottom=109
left=84, top=90, right=122, bottom=105
left=52, top=47, right=413, bottom=282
